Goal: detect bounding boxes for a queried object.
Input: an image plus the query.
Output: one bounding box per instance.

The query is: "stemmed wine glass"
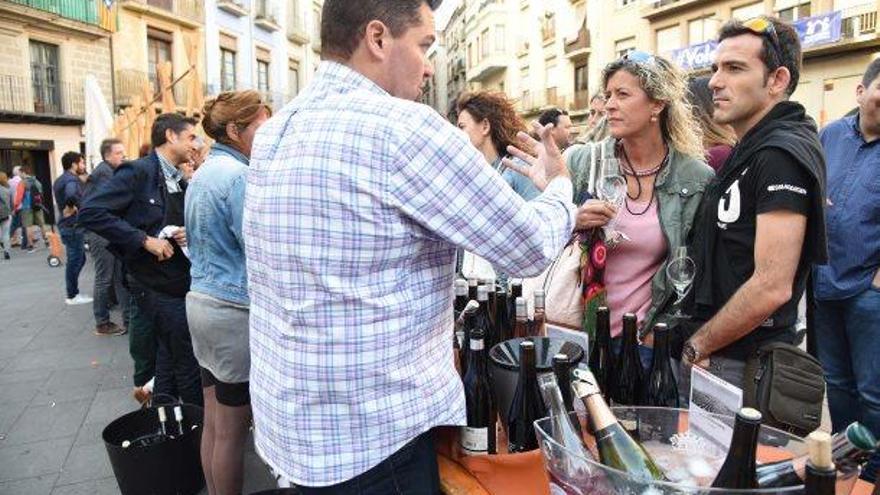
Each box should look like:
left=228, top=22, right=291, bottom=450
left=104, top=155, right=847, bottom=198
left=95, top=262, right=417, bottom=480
left=666, top=246, right=696, bottom=319
left=596, top=156, right=627, bottom=245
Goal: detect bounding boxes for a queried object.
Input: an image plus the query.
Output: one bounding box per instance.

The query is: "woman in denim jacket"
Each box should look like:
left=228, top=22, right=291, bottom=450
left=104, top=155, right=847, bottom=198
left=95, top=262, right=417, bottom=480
left=565, top=52, right=714, bottom=371
left=185, top=91, right=270, bottom=494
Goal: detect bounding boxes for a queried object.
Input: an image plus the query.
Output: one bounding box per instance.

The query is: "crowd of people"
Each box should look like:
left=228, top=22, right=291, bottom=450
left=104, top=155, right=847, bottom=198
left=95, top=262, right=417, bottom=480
left=2, top=0, right=877, bottom=493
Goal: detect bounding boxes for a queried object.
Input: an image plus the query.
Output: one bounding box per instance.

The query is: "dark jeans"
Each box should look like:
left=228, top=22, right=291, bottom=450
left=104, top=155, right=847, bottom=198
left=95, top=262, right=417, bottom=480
left=87, top=232, right=129, bottom=326
left=11, top=212, right=28, bottom=249
left=295, top=430, right=440, bottom=495
left=136, top=282, right=202, bottom=406
left=815, top=288, right=880, bottom=482
left=126, top=278, right=158, bottom=387
left=60, top=227, right=86, bottom=299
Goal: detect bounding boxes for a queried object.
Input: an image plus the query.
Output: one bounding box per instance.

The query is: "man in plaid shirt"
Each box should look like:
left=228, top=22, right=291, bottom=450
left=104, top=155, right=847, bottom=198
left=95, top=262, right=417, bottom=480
left=244, top=1, right=576, bottom=492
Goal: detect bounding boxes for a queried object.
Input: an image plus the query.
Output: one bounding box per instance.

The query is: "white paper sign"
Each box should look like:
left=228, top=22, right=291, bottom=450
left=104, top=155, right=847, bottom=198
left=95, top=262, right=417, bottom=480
left=688, top=366, right=743, bottom=452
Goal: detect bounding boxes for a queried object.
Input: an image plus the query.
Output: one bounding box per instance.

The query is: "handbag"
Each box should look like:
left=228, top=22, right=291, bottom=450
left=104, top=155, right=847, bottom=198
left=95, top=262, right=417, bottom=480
left=742, top=341, right=825, bottom=436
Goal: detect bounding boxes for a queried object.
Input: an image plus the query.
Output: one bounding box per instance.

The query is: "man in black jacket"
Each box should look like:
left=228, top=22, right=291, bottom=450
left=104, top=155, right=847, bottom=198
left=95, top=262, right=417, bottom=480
left=79, top=114, right=203, bottom=406
left=680, top=17, right=828, bottom=391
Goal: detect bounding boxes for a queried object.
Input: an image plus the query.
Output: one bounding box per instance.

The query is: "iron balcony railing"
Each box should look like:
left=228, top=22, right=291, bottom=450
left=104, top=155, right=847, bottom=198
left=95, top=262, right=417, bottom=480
left=0, top=73, right=84, bottom=117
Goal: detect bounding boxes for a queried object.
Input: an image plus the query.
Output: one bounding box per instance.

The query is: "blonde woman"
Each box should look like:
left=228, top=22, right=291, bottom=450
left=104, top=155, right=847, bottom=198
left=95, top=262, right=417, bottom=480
left=567, top=51, right=714, bottom=367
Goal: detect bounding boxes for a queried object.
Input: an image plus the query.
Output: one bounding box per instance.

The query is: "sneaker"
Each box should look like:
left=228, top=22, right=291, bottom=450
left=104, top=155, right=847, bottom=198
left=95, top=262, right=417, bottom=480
left=3, top=251, right=9, bottom=260
left=26, top=247, right=35, bottom=254
left=94, top=322, right=126, bottom=337
left=65, top=294, right=94, bottom=305
left=133, top=386, right=152, bottom=406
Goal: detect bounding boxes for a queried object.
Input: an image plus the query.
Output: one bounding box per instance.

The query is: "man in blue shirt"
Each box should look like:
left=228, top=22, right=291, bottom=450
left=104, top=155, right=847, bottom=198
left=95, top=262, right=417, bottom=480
left=53, top=152, right=92, bottom=306
left=813, top=58, right=880, bottom=483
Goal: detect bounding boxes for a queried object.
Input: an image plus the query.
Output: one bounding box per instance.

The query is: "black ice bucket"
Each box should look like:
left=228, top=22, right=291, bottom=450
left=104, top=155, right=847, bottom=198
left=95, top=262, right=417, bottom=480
left=102, top=404, right=205, bottom=495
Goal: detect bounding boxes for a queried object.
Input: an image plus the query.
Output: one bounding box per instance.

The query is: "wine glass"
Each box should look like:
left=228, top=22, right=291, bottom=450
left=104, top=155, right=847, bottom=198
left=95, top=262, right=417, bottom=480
left=666, top=246, right=695, bottom=319
left=596, top=157, right=627, bottom=244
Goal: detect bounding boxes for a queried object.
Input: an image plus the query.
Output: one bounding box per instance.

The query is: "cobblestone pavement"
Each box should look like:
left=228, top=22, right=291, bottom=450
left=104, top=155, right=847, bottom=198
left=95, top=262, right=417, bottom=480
left=0, top=244, right=276, bottom=494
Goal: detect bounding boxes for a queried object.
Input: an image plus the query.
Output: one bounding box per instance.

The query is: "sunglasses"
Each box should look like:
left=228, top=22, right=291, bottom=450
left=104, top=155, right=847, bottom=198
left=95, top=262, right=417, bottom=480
left=620, top=50, right=657, bottom=66
left=742, top=17, right=783, bottom=69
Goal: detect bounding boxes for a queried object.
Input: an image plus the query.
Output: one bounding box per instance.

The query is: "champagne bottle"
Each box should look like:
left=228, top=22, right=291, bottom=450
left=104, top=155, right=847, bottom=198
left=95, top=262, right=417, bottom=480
left=512, top=297, right=529, bottom=339
left=641, top=323, right=679, bottom=408
left=588, top=306, right=615, bottom=403
left=553, top=354, right=575, bottom=413
left=532, top=290, right=546, bottom=337
left=454, top=279, right=469, bottom=315
left=461, top=327, right=497, bottom=455
left=757, top=421, right=877, bottom=488
left=804, top=431, right=836, bottom=495
left=507, top=340, right=547, bottom=453
left=538, top=372, right=593, bottom=459
left=475, top=286, right=495, bottom=350
left=494, top=288, right=511, bottom=343
left=468, top=278, right=479, bottom=301
left=711, top=407, right=763, bottom=489
left=571, top=369, right=667, bottom=481
left=611, top=313, right=643, bottom=406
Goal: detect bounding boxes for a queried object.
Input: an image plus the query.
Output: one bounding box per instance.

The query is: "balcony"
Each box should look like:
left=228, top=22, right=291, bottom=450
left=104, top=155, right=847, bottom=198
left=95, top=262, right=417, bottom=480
left=641, top=0, right=714, bottom=20
left=217, top=0, right=248, bottom=17
left=287, top=14, right=309, bottom=44
left=255, top=0, right=280, bottom=32
left=0, top=74, right=84, bottom=123
left=519, top=88, right=572, bottom=114
left=467, top=52, right=507, bottom=82
left=803, top=4, right=880, bottom=57
left=119, top=0, right=203, bottom=27
left=573, top=89, right=591, bottom=111
left=564, top=23, right=591, bottom=59
left=2, top=0, right=113, bottom=32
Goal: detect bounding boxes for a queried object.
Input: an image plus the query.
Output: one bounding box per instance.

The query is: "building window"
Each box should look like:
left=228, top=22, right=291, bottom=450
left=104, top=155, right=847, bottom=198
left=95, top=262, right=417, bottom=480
left=614, top=37, right=636, bottom=58
left=732, top=2, right=765, bottom=20
left=542, top=12, right=556, bottom=42
left=656, top=25, right=681, bottom=55
left=257, top=60, right=270, bottom=92
left=545, top=62, right=556, bottom=87
left=495, top=24, right=505, bottom=52
left=467, top=42, right=473, bottom=68
left=221, top=48, right=236, bottom=91
left=777, top=2, right=810, bottom=22
left=481, top=29, right=489, bottom=58
left=147, top=32, right=172, bottom=92
left=574, top=63, right=588, bottom=93
left=29, top=40, right=60, bottom=114
left=312, top=6, right=321, bottom=40
left=688, top=16, right=715, bottom=45
left=288, top=66, right=299, bottom=97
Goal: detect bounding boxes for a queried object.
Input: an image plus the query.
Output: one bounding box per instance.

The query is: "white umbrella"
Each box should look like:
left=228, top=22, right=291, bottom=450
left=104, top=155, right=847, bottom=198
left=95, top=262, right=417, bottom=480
left=84, top=74, right=114, bottom=171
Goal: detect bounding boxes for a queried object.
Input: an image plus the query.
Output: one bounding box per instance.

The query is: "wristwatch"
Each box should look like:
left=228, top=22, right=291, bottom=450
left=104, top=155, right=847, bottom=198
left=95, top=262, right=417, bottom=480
left=682, top=341, right=703, bottom=366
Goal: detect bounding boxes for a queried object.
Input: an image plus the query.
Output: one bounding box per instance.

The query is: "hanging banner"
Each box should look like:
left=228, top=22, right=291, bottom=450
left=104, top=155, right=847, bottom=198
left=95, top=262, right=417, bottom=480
left=794, top=11, right=843, bottom=48
left=670, top=40, right=719, bottom=71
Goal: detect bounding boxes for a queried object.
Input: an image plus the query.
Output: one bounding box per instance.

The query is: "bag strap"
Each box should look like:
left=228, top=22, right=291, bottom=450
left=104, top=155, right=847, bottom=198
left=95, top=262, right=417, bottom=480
left=541, top=233, right=580, bottom=294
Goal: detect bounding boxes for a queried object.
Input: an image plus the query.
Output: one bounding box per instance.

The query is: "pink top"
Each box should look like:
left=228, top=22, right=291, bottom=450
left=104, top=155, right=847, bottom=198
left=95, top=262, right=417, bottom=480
left=604, top=198, right=667, bottom=338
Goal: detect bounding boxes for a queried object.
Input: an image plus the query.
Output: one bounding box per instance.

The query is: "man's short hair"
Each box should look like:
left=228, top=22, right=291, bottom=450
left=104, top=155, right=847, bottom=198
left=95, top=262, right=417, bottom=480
left=862, top=58, right=880, bottom=87
left=718, top=16, right=802, bottom=96
left=151, top=113, right=197, bottom=148
left=538, top=108, right=569, bottom=127
left=320, top=0, right=442, bottom=60
left=61, top=151, right=84, bottom=171
left=100, top=138, right=123, bottom=160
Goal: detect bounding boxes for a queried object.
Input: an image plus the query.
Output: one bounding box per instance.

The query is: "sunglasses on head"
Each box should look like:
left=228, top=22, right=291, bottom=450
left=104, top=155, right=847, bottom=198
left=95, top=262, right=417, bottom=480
left=742, top=17, right=783, bottom=69
left=620, top=50, right=657, bottom=66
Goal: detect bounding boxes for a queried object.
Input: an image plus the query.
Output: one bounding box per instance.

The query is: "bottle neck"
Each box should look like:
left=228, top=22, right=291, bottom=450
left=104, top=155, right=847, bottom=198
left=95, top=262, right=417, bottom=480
left=467, top=340, right=486, bottom=370
left=728, top=418, right=761, bottom=466
left=584, top=393, right=616, bottom=431
left=651, top=330, right=671, bottom=371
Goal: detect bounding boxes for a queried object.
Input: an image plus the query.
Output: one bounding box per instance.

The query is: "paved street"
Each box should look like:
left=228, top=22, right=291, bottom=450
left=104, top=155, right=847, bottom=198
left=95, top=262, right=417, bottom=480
left=0, top=245, right=276, bottom=494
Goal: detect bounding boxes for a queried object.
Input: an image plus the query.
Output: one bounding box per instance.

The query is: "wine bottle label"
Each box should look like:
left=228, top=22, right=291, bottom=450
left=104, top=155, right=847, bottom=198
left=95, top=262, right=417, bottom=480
left=460, top=426, right=489, bottom=455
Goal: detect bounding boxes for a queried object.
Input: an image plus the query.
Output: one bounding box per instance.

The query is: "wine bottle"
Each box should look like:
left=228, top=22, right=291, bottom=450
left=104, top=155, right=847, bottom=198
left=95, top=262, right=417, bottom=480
left=484, top=278, right=497, bottom=327
left=173, top=406, right=185, bottom=436
left=532, top=290, right=546, bottom=337
left=552, top=354, right=575, bottom=413
left=494, top=288, right=511, bottom=343
left=757, top=421, right=877, bottom=488
left=538, top=372, right=593, bottom=458
left=461, top=327, right=497, bottom=455
left=611, top=313, right=643, bottom=406
left=571, top=369, right=667, bottom=481
left=459, top=301, right=480, bottom=377
left=711, top=407, right=763, bottom=489
left=454, top=279, right=469, bottom=315
left=588, top=306, right=615, bottom=403
left=507, top=340, right=547, bottom=453
left=468, top=278, right=479, bottom=301
left=804, top=431, right=836, bottom=495
left=507, top=280, right=523, bottom=327
left=512, top=297, right=529, bottom=339
left=475, top=286, right=495, bottom=350
left=641, top=323, right=679, bottom=408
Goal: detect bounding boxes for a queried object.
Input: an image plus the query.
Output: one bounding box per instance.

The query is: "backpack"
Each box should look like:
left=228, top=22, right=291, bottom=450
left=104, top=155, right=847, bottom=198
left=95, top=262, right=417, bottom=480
left=27, top=177, right=43, bottom=209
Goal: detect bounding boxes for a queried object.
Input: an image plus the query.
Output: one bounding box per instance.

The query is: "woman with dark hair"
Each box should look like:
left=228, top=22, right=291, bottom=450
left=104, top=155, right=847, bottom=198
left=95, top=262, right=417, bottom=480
left=456, top=91, right=541, bottom=200
left=185, top=90, right=271, bottom=495
left=688, top=76, right=736, bottom=171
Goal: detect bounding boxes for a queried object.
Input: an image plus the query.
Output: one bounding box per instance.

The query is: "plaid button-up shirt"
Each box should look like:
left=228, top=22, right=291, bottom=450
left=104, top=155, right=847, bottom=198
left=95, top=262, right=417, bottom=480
left=244, top=61, right=576, bottom=487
